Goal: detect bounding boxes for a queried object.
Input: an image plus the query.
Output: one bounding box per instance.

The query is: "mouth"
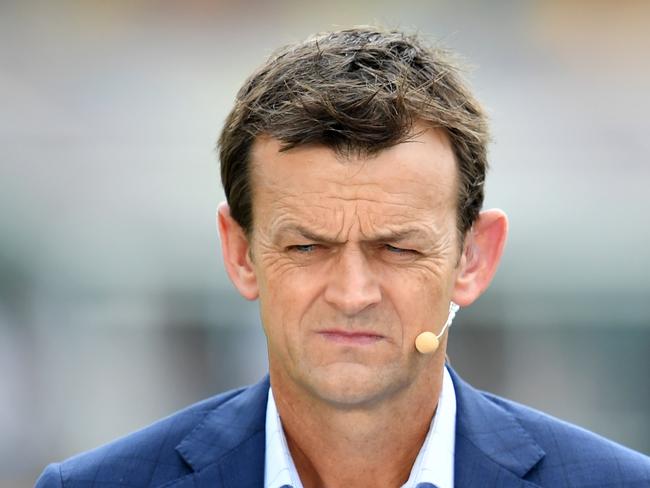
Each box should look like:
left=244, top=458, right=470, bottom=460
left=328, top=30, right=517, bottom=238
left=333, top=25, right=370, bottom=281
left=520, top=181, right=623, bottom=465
left=317, top=329, right=385, bottom=345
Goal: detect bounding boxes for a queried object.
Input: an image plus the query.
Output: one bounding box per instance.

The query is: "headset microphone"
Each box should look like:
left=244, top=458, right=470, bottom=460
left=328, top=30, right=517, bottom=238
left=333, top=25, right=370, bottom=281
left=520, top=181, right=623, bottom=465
left=415, top=302, right=460, bottom=354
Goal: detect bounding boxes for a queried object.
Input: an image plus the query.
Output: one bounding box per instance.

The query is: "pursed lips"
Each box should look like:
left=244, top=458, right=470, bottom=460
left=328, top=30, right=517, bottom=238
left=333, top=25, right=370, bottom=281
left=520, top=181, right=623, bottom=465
left=317, top=329, right=385, bottom=345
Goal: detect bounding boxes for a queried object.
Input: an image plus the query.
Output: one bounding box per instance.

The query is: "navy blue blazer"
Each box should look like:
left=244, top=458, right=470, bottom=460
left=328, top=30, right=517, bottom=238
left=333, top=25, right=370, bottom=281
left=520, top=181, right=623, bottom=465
left=36, top=367, right=650, bottom=487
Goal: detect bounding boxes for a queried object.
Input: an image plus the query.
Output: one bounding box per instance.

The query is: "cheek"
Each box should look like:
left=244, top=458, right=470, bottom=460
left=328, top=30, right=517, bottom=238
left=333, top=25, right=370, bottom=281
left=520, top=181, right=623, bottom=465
left=383, top=266, right=452, bottom=334
left=257, top=263, right=323, bottom=345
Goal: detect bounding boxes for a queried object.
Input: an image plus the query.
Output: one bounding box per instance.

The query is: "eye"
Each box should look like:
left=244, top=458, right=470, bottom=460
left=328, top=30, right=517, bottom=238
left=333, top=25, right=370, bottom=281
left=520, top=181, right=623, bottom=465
left=384, top=244, right=416, bottom=254
left=287, top=244, right=318, bottom=253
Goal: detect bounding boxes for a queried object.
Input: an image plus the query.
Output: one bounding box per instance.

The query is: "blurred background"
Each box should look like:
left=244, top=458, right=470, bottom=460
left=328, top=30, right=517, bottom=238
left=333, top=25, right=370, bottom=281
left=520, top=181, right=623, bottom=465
left=2, top=0, right=649, bottom=485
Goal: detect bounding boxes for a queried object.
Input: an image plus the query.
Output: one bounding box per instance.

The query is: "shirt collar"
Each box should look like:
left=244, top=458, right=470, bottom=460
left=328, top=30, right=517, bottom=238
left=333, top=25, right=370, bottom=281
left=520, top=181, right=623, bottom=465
left=401, top=365, right=456, bottom=488
left=264, top=366, right=456, bottom=488
left=264, top=386, right=304, bottom=488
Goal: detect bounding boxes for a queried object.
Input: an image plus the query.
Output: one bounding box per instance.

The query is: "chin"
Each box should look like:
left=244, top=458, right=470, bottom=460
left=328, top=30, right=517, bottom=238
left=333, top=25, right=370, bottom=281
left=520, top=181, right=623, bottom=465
left=298, top=362, right=408, bottom=408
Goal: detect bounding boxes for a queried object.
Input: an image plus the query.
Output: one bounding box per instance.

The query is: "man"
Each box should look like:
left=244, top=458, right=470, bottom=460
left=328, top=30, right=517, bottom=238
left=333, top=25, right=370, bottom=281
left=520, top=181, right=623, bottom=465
left=36, top=27, right=650, bottom=488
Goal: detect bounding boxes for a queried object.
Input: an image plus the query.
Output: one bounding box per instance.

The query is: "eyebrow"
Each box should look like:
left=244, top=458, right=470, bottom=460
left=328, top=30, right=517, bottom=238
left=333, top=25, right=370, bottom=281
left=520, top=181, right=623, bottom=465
left=273, top=223, right=431, bottom=245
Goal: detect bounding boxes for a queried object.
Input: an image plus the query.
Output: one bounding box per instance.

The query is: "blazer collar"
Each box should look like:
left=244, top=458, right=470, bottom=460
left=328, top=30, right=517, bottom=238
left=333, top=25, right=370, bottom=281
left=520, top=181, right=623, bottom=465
left=169, top=369, right=546, bottom=488
left=170, top=376, right=270, bottom=488
left=448, top=366, right=545, bottom=487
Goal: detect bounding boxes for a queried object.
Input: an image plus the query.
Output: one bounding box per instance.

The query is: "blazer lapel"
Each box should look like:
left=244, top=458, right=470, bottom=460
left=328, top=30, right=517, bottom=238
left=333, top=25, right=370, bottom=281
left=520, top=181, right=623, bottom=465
left=165, top=368, right=546, bottom=487
left=167, top=376, right=270, bottom=488
left=448, top=367, right=545, bottom=488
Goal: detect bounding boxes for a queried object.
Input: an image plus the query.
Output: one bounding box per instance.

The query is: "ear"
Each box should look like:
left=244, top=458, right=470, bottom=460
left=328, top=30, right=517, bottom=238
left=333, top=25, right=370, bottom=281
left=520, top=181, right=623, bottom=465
left=217, top=202, right=259, bottom=300
left=452, top=209, right=508, bottom=307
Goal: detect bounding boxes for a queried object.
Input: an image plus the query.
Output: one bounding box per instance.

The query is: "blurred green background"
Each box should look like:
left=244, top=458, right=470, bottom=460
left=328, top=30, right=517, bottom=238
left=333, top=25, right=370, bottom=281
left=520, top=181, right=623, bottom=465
left=1, top=0, right=649, bottom=486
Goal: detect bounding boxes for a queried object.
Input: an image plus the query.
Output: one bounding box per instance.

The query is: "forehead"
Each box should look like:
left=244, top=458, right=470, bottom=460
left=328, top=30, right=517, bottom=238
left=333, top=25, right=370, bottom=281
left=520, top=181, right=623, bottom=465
left=248, top=126, right=458, bottom=238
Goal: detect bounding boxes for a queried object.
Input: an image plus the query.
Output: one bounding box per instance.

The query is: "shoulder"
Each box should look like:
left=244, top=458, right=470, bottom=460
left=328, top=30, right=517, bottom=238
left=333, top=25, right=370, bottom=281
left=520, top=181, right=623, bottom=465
left=484, top=391, right=650, bottom=485
left=34, top=385, right=248, bottom=488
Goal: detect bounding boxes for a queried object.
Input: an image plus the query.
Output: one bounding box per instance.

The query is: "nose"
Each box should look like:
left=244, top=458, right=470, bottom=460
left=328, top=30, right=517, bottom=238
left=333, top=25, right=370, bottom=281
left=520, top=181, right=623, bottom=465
left=323, top=246, right=382, bottom=316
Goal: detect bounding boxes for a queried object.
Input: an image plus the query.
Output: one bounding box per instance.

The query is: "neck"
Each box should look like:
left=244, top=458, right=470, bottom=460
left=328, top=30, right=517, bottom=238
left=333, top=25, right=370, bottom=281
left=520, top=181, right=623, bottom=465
left=271, top=359, right=446, bottom=488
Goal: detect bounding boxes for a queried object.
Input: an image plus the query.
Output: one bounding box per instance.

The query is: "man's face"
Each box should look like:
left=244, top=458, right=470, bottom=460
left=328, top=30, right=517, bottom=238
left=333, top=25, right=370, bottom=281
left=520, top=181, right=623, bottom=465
left=247, top=125, right=462, bottom=407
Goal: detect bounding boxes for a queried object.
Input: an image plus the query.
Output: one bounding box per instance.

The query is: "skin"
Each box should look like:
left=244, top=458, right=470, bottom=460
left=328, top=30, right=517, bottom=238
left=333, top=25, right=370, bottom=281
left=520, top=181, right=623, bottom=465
left=218, top=123, right=508, bottom=487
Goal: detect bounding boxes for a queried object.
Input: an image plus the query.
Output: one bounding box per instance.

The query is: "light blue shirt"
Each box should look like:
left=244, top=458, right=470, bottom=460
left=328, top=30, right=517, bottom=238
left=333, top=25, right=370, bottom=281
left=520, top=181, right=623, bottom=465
left=264, top=366, right=457, bottom=488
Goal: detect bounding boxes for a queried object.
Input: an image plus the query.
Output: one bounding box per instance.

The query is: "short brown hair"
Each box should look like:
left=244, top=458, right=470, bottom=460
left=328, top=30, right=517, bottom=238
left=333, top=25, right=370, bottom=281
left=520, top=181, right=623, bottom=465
left=218, top=26, right=489, bottom=244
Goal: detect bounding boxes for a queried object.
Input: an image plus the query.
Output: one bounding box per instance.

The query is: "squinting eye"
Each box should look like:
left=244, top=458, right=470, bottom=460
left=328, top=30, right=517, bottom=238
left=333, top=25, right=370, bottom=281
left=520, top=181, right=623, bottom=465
left=288, top=244, right=318, bottom=253
left=384, top=244, right=417, bottom=255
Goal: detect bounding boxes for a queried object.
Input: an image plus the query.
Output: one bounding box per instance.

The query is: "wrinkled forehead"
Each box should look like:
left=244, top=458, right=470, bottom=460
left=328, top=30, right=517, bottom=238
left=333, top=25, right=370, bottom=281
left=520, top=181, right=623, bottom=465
left=247, top=127, right=459, bottom=238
